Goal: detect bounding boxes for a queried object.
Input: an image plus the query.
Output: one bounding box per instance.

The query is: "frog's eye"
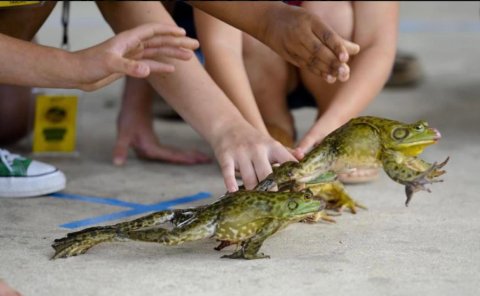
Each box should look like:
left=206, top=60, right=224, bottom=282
left=414, top=124, right=425, bottom=132
left=288, top=200, right=299, bottom=211
left=392, top=128, right=409, bottom=140
left=302, top=189, right=313, bottom=199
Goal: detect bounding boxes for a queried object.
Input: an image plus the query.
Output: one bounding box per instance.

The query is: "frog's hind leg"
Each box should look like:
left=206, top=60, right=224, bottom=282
left=307, top=181, right=367, bottom=215
left=51, top=209, right=183, bottom=259
left=51, top=226, right=121, bottom=259
left=124, top=212, right=217, bottom=246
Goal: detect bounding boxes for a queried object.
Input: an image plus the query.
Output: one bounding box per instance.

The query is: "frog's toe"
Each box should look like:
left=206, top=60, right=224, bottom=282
left=425, top=158, right=449, bottom=180
left=221, top=250, right=242, bottom=259
left=404, top=161, right=447, bottom=206
left=347, top=200, right=368, bottom=213
left=51, top=241, right=94, bottom=259
left=243, top=252, right=271, bottom=260
left=249, top=253, right=270, bottom=260
left=340, top=201, right=357, bottom=214
left=302, top=210, right=337, bottom=223
left=405, top=181, right=438, bottom=207
left=329, top=198, right=367, bottom=215
left=221, top=251, right=270, bottom=260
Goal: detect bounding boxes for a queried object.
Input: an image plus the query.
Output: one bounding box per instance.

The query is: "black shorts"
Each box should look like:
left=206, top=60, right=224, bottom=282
left=287, top=84, right=317, bottom=109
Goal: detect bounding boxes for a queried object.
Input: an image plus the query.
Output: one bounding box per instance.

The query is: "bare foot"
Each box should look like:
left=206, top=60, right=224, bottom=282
left=113, top=118, right=211, bottom=166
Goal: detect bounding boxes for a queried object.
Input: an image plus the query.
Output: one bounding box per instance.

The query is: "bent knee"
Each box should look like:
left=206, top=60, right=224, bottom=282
left=302, top=1, right=354, bottom=40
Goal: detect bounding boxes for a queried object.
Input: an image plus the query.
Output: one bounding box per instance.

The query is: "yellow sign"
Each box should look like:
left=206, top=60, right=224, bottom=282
left=0, top=1, right=42, bottom=7
left=33, top=94, right=78, bottom=153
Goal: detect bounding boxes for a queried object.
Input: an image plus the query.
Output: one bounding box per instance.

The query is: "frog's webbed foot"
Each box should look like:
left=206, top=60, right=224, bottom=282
left=51, top=240, right=97, bottom=259
left=221, top=250, right=270, bottom=260
left=307, top=181, right=367, bottom=214
left=302, top=210, right=338, bottom=224
left=51, top=226, right=119, bottom=259
left=426, top=156, right=449, bottom=179
left=255, top=177, right=278, bottom=191
left=404, top=157, right=449, bottom=207
left=328, top=198, right=368, bottom=214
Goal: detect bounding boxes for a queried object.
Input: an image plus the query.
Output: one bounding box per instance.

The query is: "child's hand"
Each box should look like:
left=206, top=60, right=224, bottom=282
left=211, top=124, right=296, bottom=192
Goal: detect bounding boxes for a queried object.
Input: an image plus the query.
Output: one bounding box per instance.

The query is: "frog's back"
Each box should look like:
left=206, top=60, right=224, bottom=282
left=213, top=191, right=284, bottom=243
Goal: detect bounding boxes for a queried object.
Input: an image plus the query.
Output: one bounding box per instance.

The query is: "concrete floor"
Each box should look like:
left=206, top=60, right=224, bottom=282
left=2, top=2, right=480, bottom=296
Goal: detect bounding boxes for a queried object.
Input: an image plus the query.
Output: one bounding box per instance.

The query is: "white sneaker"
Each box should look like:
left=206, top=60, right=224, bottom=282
left=0, top=149, right=66, bottom=198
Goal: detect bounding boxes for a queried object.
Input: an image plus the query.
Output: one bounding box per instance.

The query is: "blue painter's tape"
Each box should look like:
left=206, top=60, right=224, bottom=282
left=50, top=192, right=143, bottom=208
left=52, top=191, right=212, bottom=229
left=136, top=192, right=212, bottom=211
left=60, top=208, right=147, bottom=229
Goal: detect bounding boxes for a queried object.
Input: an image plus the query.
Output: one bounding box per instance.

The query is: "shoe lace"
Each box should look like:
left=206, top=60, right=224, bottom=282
left=0, top=149, right=24, bottom=173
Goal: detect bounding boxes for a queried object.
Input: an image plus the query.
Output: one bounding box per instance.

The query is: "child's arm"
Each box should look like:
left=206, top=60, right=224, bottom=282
left=97, top=1, right=296, bottom=192
left=194, top=9, right=268, bottom=135
left=190, top=1, right=360, bottom=81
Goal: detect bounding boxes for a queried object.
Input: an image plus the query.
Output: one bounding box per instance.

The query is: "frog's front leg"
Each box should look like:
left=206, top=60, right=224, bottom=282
left=214, top=240, right=234, bottom=251
left=382, top=152, right=449, bottom=206
left=255, top=161, right=302, bottom=192
left=221, top=220, right=281, bottom=260
left=403, top=157, right=449, bottom=206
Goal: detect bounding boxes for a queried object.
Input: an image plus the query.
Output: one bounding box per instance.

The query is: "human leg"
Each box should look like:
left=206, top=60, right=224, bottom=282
left=0, top=3, right=67, bottom=198
left=298, top=2, right=379, bottom=183
left=298, top=1, right=354, bottom=118
left=0, top=2, right=57, bottom=144
left=0, top=86, right=32, bottom=145
left=242, top=33, right=297, bottom=148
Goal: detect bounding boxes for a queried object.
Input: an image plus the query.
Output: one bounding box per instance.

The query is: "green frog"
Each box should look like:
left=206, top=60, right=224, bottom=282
left=256, top=116, right=449, bottom=208
left=51, top=190, right=324, bottom=260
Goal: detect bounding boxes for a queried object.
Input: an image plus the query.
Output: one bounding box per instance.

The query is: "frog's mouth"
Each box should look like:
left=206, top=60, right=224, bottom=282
left=298, top=201, right=324, bottom=215
left=399, top=128, right=442, bottom=156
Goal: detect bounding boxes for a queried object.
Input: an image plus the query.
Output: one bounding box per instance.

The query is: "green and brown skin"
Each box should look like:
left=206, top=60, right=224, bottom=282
left=256, top=116, right=448, bottom=208
left=51, top=190, right=324, bottom=260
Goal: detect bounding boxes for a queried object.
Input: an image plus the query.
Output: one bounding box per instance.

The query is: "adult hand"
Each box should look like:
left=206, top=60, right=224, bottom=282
left=260, top=5, right=360, bottom=83
left=74, top=22, right=199, bottom=91
left=211, top=123, right=296, bottom=192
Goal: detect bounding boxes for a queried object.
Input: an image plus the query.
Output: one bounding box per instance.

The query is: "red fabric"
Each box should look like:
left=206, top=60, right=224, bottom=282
left=286, top=1, right=303, bottom=6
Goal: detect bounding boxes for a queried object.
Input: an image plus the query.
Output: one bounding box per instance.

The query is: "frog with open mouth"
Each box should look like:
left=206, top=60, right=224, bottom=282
left=256, top=116, right=448, bottom=213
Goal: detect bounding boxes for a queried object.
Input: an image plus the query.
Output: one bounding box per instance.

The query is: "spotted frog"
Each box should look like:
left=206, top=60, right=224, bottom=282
left=51, top=190, right=324, bottom=260
left=257, top=116, right=449, bottom=210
